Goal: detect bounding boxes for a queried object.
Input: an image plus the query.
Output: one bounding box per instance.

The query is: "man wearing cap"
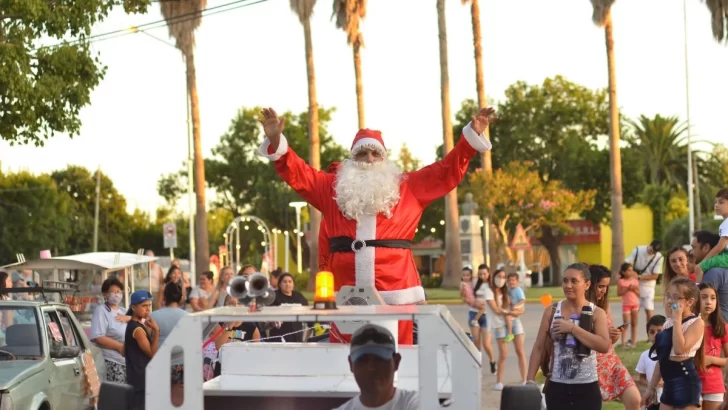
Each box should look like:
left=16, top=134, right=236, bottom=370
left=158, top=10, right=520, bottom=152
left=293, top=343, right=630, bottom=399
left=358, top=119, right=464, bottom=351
left=626, top=239, right=664, bottom=322
left=335, top=324, right=419, bottom=410
left=258, top=107, right=496, bottom=344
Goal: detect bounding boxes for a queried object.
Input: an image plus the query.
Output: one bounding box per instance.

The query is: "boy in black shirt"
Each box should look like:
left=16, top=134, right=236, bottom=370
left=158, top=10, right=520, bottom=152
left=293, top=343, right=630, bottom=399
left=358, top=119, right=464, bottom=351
left=124, top=290, right=160, bottom=410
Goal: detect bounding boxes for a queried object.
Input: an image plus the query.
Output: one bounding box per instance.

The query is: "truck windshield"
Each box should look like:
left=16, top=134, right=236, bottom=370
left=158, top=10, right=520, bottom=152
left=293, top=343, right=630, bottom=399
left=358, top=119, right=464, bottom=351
left=0, top=307, right=42, bottom=359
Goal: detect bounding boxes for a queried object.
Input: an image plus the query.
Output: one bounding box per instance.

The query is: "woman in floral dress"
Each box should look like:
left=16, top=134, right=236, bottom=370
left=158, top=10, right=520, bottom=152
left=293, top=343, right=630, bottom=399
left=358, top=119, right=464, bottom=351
left=587, top=265, right=642, bottom=409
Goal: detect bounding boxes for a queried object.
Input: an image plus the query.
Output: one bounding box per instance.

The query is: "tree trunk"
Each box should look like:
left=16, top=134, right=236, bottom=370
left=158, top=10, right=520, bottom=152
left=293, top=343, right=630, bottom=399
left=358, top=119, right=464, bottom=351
left=469, top=0, right=491, bottom=174
left=185, top=49, right=210, bottom=277
left=353, top=42, right=365, bottom=129
left=540, top=226, right=563, bottom=285
left=468, top=0, right=495, bottom=268
left=437, top=0, right=462, bottom=288
left=303, top=17, right=321, bottom=290
left=605, top=13, right=625, bottom=276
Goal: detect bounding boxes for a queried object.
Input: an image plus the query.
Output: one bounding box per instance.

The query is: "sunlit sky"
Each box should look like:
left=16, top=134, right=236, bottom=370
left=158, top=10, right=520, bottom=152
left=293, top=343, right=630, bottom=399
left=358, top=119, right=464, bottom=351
left=2, top=0, right=726, bottom=215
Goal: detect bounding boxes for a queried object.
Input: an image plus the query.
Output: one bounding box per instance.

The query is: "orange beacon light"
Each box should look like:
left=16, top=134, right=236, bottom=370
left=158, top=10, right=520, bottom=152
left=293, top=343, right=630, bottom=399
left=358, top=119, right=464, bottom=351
left=313, top=271, right=337, bottom=310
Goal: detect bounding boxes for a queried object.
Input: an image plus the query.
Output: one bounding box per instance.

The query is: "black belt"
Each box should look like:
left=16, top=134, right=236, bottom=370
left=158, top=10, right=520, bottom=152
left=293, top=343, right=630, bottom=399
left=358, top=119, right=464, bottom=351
left=329, top=236, right=412, bottom=253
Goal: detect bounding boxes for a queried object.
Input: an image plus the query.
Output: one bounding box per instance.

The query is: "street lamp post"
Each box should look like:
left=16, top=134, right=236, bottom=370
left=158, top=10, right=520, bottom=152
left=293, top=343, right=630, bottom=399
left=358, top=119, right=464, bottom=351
left=284, top=231, right=290, bottom=273
left=683, top=0, right=696, bottom=237
left=289, top=202, right=307, bottom=273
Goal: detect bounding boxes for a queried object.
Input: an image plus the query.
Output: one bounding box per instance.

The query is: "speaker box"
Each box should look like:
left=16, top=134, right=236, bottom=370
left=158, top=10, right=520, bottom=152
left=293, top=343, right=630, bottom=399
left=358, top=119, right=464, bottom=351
left=500, top=384, right=543, bottom=410
left=98, top=382, right=134, bottom=410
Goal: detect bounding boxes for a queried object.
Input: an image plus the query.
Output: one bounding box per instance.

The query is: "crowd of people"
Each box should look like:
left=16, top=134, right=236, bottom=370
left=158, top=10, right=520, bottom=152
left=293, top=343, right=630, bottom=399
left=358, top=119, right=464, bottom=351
left=89, top=263, right=311, bottom=409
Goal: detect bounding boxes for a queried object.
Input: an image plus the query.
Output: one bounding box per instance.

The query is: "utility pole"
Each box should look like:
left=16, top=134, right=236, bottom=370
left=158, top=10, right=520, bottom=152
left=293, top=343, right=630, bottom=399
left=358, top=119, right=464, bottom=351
left=93, top=167, right=101, bottom=252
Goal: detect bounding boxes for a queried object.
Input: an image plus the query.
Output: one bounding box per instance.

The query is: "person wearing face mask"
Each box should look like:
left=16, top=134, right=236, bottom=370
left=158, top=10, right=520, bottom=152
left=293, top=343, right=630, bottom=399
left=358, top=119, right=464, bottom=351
left=90, top=278, right=131, bottom=382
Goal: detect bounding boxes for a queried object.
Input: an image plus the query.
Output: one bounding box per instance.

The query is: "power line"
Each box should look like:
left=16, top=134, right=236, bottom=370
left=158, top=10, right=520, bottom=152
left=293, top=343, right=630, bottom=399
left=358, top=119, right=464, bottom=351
left=36, top=0, right=268, bottom=51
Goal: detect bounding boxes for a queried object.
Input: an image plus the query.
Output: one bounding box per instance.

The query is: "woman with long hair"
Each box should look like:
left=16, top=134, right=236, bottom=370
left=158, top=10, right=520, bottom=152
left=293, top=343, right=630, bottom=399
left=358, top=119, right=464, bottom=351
left=664, top=247, right=693, bottom=287
left=527, top=263, right=610, bottom=410
left=696, top=283, right=728, bottom=409
left=156, top=266, right=186, bottom=309
left=466, top=265, right=496, bottom=374
left=485, top=268, right=517, bottom=390
left=586, top=265, right=641, bottom=409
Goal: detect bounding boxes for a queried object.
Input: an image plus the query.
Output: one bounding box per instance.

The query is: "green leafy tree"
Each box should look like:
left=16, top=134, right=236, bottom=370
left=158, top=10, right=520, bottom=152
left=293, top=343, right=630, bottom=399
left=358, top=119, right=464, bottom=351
left=0, top=0, right=150, bottom=145
left=158, top=106, right=347, bottom=265
left=445, top=78, right=644, bottom=274
left=0, top=171, right=74, bottom=262
left=395, top=144, right=422, bottom=172
left=469, top=161, right=596, bottom=283
left=50, top=166, right=133, bottom=253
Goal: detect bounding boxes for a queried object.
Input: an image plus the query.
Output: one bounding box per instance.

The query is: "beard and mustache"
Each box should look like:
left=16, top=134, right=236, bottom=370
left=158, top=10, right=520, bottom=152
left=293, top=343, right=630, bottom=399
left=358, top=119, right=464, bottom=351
left=333, top=159, right=403, bottom=221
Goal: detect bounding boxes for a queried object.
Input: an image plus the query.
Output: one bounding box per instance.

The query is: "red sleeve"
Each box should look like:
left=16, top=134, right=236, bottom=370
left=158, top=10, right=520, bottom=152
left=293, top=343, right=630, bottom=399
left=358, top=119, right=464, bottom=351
left=318, top=220, right=330, bottom=271
left=722, top=324, right=728, bottom=344
left=259, top=135, right=334, bottom=212
left=406, top=123, right=491, bottom=207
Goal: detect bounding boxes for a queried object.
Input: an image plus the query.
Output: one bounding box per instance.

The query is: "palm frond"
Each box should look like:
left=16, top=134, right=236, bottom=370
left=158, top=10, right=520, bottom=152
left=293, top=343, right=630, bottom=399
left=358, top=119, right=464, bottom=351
left=290, top=0, right=317, bottom=24
left=705, top=0, right=728, bottom=43
left=332, top=0, right=366, bottom=47
left=589, top=0, right=616, bottom=27
left=159, top=0, right=208, bottom=54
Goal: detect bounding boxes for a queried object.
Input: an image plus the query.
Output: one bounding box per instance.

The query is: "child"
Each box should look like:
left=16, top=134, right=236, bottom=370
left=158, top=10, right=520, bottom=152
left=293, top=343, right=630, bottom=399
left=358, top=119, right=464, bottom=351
left=636, top=315, right=666, bottom=410
left=460, top=267, right=486, bottom=328
left=697, top=283, right=728, bottom=410
left=504, top=272, right=525, bottom=343
left=644, top=277, right=705, bottom=410
left=124, top=290, right=160, bottom=410
left=694, top=188, right=728, bottom=282
left=617, top=262, right=640, bottom=348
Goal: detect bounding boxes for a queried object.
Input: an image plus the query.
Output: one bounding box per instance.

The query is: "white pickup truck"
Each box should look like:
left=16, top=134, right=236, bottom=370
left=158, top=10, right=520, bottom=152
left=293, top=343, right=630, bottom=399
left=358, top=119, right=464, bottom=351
left=0, top=297, right=105, bottom=410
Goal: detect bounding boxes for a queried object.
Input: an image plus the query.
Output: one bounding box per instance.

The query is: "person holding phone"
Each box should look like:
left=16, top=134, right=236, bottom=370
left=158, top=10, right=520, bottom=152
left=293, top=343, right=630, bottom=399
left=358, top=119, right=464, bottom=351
left=587, top=265, right=641, bottom=409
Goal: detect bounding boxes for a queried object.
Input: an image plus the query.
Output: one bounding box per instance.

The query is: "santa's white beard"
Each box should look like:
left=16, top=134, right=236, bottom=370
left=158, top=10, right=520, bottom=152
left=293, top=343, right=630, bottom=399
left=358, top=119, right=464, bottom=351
left=334, top=159, right=403, bottom=221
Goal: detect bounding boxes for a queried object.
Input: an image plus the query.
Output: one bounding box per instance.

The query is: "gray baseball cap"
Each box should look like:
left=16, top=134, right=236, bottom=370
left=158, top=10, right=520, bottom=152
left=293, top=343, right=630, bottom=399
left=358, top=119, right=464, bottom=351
left=349, top=324, right=396, bottom=362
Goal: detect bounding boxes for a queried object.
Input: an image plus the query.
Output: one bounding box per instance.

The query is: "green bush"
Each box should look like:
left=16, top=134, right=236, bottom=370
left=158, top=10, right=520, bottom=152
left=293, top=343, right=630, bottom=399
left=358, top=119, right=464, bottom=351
left=420, top=274, right=443, bottom=289
left=294, top=271, right=309, bottom=291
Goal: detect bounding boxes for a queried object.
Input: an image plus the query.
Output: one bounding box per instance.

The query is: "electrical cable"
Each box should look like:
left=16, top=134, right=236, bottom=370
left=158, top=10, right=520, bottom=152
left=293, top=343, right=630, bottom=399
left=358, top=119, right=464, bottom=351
left=33, top=0, right=268, bottom=51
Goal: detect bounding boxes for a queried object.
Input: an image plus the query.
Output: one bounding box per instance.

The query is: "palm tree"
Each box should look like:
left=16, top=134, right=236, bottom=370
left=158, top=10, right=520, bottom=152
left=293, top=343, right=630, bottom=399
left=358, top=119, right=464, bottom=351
left=461, top=0, right=491, bottom=173
left=627, top=114, right=726, bottom=219
left=160, top=0, right=209, bottom=276
left=703, top=0, right=728, bottom=42
left=590, top=0, right=624, bottom=276
left=332, top=0, right=367, bottom=129
left=437, top=0, right=462, bottom=288
left=290, top=0, right=321, bottom=287
left=462, top=0, right=495, bottom=267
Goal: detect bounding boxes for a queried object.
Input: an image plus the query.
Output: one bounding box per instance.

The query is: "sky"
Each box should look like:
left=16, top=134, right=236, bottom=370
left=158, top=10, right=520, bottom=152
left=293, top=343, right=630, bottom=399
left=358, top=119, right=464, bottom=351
left=2, top=0, right=727, bottom=215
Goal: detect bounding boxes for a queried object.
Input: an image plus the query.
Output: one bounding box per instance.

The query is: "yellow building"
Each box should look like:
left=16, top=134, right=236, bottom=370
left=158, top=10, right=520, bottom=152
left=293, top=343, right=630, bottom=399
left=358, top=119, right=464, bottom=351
left=576, top=204, right=654, bottom=267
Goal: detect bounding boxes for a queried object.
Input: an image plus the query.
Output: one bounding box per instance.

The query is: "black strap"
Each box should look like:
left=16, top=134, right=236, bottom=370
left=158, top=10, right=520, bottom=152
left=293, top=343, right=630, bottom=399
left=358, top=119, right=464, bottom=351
left=329, top=236, right=412, bottom=253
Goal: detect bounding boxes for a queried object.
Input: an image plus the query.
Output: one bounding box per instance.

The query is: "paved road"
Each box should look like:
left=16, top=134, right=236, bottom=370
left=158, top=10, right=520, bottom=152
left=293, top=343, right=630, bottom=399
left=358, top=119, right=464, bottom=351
left=443, top=301, right=667, bottom=409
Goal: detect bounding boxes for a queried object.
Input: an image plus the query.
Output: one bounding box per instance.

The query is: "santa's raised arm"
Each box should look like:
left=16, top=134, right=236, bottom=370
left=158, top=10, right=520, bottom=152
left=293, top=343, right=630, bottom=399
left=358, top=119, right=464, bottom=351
left=257, top=107, right=496, bottom=344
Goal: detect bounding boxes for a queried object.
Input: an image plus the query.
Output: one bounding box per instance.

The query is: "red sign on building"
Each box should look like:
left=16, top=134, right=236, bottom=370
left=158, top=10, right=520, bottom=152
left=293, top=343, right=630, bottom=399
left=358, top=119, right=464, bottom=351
left=530, top=220, right=601, bottom=245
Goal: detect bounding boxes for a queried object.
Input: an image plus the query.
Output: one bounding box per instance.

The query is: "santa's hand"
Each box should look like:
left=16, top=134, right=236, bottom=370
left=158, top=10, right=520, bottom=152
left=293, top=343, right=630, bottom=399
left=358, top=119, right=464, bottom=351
left=259, top=107, right=286, bottom=140
left=470, top=107, right=497, bottom=134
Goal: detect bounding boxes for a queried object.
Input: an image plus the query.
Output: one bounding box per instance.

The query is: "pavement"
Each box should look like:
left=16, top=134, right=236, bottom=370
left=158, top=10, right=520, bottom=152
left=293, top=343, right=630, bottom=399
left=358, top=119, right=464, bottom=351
left=444, top=301, right=667, bottom=410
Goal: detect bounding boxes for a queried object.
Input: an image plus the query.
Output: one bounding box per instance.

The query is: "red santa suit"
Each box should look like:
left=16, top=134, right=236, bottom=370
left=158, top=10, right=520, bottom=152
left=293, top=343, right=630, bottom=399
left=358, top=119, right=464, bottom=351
left=259, top=123, right=492, bottom=344
left=318, top=162, right=339, bottom=272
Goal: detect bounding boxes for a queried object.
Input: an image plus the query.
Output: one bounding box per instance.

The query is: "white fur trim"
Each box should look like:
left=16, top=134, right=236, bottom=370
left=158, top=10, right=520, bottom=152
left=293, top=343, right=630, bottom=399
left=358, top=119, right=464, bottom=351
left=462, top=122, right=492, bottom=152
left=258, top=134, right=289, bottom=161
left=354, top=214, right=376, bottom=287
left=380, top=286, right=426, bottom=305
left=351, top=137, right=386, bottom=156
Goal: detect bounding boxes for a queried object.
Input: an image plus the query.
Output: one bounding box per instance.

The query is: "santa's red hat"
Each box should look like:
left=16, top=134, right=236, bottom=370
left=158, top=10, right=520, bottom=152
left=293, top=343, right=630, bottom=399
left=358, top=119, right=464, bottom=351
left=350, top=129, right=386, bottom=158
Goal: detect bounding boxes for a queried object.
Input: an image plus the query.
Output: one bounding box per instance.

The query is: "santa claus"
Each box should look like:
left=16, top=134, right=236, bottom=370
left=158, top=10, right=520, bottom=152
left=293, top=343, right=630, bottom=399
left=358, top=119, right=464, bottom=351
left=258, top=107, right=496, bottom=344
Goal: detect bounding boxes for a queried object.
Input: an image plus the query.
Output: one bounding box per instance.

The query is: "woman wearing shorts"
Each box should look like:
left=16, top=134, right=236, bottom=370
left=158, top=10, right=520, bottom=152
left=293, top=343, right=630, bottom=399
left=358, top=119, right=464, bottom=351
left=486, top=268, right=527, bottom=390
